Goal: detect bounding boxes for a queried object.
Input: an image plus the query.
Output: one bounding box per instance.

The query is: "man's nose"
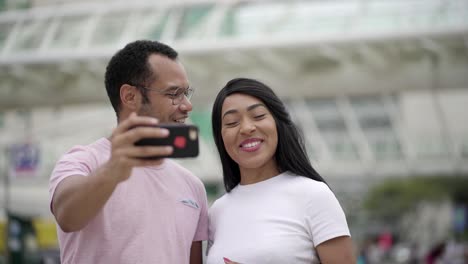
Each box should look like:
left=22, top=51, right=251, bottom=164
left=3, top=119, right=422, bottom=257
left=179, top=96, right=193, bottom=112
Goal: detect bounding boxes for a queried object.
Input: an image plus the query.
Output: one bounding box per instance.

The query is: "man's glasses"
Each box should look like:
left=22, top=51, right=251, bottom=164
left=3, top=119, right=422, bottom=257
left=137, top=86, right=195, bottom=105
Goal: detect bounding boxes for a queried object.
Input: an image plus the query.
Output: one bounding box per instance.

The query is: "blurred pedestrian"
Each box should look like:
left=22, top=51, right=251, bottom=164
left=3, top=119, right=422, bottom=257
left=425, top=242, right=446, bottom=264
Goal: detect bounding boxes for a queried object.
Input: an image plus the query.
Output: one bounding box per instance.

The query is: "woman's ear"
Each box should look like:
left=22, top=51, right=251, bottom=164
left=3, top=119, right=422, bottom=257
left=120, top=84, right=140, bottom=111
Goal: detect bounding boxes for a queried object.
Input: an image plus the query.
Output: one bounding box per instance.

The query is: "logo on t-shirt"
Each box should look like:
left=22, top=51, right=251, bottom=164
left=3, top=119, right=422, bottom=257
left=180, top=199, right=199, bottom=209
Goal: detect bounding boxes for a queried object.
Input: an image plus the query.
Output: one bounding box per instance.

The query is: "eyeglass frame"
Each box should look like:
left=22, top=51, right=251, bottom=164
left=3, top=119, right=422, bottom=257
left=134, top=85, right=195, bottom=105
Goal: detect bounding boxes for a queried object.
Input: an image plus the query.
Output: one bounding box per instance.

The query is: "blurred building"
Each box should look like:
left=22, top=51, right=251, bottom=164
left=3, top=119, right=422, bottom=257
left=0, top=0, right=467, bottom=260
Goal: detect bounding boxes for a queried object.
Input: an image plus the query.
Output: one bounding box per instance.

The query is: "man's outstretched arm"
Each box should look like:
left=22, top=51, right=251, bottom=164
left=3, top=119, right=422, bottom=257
left=52, top=113, right=173, bottom=232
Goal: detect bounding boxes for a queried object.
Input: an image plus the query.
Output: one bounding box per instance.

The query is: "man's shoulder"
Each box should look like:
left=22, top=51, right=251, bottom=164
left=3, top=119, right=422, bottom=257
left=68, top=137, right=108, bottom=152
left=83, top=137, right=110, bottom=152
left=58, top=138, right=109, bottom=164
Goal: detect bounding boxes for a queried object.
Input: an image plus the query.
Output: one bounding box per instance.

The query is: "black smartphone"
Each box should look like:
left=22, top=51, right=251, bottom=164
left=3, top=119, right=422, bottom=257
left=134, top=124, right=199, bottom=159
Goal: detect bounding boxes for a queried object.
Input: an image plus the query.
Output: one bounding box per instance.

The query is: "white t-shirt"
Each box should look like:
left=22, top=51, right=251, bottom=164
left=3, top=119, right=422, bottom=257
left=206, top=171, right=350, bottom=264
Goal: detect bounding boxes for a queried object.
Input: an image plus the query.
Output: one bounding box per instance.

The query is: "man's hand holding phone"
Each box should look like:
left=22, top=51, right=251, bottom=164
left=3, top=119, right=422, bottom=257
left=105, top=112, right=173, bottom=183
left=134, top=123, right=199, bottom=159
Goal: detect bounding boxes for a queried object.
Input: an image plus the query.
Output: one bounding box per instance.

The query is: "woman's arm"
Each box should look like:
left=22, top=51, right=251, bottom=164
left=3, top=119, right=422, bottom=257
left=316, top=236, right=356, bottom=264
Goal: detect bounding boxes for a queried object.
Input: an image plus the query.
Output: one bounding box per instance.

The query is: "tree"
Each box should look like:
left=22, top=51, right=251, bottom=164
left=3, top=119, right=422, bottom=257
left=364, top=175, right=468, bottom=221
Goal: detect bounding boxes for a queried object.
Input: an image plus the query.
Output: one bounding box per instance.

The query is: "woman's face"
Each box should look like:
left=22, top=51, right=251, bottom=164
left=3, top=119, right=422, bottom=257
left=220, top=93, right=278, bottom=171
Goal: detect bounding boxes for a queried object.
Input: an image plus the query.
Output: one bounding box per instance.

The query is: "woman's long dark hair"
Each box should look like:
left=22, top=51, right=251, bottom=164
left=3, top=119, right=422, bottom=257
left=212, top=78, right=326, bottom=192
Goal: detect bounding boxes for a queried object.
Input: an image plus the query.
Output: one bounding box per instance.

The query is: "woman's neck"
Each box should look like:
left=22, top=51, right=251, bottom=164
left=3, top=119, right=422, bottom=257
left=239, top=162, right=280, bottom=185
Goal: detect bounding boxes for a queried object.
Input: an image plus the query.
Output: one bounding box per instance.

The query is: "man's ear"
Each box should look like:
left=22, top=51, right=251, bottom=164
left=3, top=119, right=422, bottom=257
left=120, top=84, right=140, bottom=110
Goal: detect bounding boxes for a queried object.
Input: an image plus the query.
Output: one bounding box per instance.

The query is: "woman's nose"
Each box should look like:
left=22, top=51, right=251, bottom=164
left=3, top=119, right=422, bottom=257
left=240, top=120, right=256, bottom=134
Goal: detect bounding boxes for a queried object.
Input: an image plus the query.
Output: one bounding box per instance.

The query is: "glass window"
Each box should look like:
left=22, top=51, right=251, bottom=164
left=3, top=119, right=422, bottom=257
left=131, top=9, right=170, bottom=40
left=308, top=99, right=347, bottom=132
left=350, top=96, right=402, bottom=159
left=49, top=15, right=88, bottom=49
left=220, top=2, right=287, bottom=38
left=357, top=2, right=406, bottom=31
left=415, top=138, right=451, bottom=159
left=176, top=4, right=214, bottom=39
left=279, top=2, right=354, bottom=34
left=0, top=21, right=13, bottom=50
left=292, top=122, right=320, bottom=161
left=220, top=1, right=354, bottom=38
left=350, top=96, right=383, bottom=114
left=461, top=138, right=468, bottom=158
left=10, top=0, right=31, bottom=10
left=351, top=96, right=393, bottom=130
left=11, top=18, right=51, bottom=52
left=324, top=135, right=360, bottom=161
left=307, top=98, right=341, bottom=119
left=368, top=135, right=402, bottom=161
left=304, top=141, right=321, bottom=161
left=315, top=118, right=347, bottom=132
left=91, top=12, right=130, bottom=47
left=306, top=98, right=358, bottom=160
left=220, top=5, right=235, bottom=36
left=445, top=1, right=468, bottom=27
left=358, top=116, right=392, bottom=130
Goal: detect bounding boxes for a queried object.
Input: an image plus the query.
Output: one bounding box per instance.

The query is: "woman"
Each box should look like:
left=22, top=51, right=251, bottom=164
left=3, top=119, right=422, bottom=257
left=207, top=78, right=355, bottom=264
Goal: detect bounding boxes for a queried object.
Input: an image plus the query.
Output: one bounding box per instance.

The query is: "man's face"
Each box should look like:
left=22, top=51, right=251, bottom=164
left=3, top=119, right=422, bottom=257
left=137, top=54, right=193, bottom=123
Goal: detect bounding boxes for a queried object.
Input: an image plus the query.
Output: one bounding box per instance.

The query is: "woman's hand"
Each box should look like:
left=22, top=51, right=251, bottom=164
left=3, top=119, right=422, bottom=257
left=223, top=257, right=241, bottom=264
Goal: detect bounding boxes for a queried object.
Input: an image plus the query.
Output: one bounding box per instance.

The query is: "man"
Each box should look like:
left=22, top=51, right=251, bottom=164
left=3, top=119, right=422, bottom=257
left=49, top=40, right=208, bottom=263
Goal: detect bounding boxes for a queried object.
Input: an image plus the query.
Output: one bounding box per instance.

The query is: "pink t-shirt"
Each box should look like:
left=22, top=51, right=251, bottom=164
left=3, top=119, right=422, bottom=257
left=49, top=138, right=208, bottom=264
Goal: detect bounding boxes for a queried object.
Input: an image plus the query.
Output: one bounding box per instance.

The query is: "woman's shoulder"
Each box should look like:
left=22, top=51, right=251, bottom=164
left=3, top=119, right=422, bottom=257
left=282, top=172, right=335, bottom=200
left=208, top=192, right=231, bottom=217
left=284, top=171, right=329, bottom=189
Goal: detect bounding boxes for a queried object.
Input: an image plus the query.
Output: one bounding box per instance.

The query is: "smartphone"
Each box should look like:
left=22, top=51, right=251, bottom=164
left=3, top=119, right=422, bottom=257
left=134, top=124, right=199, bottom=159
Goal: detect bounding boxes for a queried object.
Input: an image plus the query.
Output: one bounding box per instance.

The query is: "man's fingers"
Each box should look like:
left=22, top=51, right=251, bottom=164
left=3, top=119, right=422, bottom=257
left=108, top=113, right=174, bottom=170
left=122, top=145, right=174, bottom=159
left=110, top=146, right=173, bottom=168
left=108, top=155, right=166, bottom=170
left=112, top=126, right=170, bottom=147
left=131, top=158, right=167, bottom=167
left=112, top=112, right=159, bottom=136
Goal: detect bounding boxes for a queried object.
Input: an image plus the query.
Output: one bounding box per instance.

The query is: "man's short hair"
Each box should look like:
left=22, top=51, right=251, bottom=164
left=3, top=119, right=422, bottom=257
left=104, top=40, right=178, bottom=117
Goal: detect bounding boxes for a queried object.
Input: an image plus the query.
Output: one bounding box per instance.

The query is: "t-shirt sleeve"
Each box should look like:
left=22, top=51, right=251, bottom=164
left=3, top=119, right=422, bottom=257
left=48, top=146, right=96, bottom=214
left=193, top=179, right=209, bottom=241
left=304, top=183, right=351, bottom=247
left=206, top=199, right=220, bottom=255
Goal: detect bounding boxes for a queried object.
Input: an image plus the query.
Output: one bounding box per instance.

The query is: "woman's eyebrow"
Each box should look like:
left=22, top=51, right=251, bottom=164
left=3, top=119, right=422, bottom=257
left=222, top=109, right=238, bottom=119
left=246, top=103, right=266, bottom=112
left=222, top=103, right=267, bottom=119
